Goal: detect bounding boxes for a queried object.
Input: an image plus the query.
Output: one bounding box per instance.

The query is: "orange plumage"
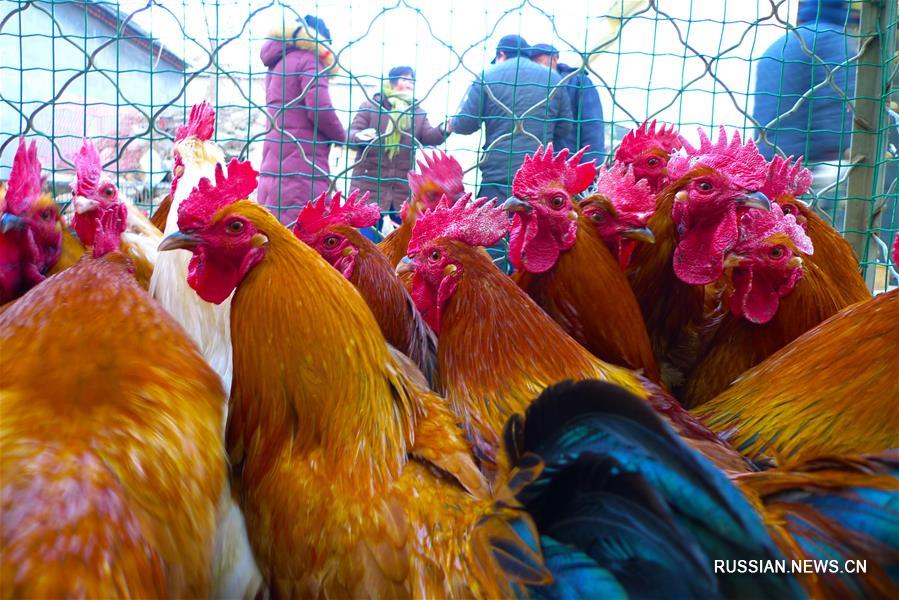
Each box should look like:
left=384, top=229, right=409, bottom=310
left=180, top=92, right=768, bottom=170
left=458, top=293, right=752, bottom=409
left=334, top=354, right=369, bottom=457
left=697, top=288, right=899, bottom=464
left=628, top=129, right=772, bottom=389
left=150, top=193, right=173, bottom=232
left=681, top=205, right=871, bottom=407
left=628, top=172, right=732, bottom=388
left=0, top=252, right=226, bottom=597
left=515, top=214, right=662, bottom=382
left=435, top=239, right=749, bottom=475
left=291, top=191, right=437, bottom=381
left=162, top=164, right=547, bottom=596
left=326, top=224, right=438, bottom=381
left=46, top=214, right=86, bottom=275
left=223, top=208, right=538, bottom=596
left=506, top=145, right=661, bottom=382
left=402, top=195, right=748, bottom=475
left=682, top=249, right=870, bottom=407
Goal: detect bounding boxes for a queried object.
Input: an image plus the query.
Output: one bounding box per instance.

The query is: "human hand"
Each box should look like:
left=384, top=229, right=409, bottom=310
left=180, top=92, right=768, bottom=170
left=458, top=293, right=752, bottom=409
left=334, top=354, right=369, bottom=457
left=356, top=128, right=377, bottom=142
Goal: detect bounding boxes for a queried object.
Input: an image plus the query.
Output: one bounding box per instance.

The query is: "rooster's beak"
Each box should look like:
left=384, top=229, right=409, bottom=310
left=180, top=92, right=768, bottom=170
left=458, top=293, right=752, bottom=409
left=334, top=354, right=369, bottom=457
left=395, top=257, right=414, bottom=276
left=734, top=191, right=771, bottom=211
left=501, top=197, right=533, bottom=214
left=620, top=226, right=655, bottom=244
left=0, top=213, right=26, bottom=233
left=722, top=253, right=746, bottom=269
left=159, top=230, right=202, bottom=251
left=72, top=195, right=99, bottom=214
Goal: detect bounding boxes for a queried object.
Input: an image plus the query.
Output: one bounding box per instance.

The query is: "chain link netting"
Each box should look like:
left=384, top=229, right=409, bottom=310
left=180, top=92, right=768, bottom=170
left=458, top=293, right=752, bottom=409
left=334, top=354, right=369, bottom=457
left=1, top=0, right=896, bottom=290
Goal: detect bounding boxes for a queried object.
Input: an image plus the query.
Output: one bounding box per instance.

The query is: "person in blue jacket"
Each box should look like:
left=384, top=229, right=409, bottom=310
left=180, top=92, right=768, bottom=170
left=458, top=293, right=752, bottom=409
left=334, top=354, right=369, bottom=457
left=450, top=35, right=571, bottom=202
left=752, top=0, right=856, bottom=162
left=529, top=43, right=605, bottom=163
left=752, top=0, right=858, bottom=226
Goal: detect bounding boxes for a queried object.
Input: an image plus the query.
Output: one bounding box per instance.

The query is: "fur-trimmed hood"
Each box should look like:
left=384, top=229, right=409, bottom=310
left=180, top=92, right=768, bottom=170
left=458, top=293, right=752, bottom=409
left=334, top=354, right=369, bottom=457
left=260, top=23, right=339, bottom=74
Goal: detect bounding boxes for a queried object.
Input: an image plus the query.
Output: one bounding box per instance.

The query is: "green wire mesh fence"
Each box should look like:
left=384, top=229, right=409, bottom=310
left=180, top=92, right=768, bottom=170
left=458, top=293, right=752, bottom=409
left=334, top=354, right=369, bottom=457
left=1, top=0, right=897, bottom=290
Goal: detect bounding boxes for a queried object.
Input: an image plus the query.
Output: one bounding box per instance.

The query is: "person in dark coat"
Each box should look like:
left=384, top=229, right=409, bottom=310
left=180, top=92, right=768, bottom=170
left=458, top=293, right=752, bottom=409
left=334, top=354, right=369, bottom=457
left=450, top=35, right=571, bottom=201
left=257, top=15, right=348, bottom=225
left=349, top=66, right=449, bottom=213
left=529, top=43, right=605, bottom=163
left=752, top=0, right=856, bottom=163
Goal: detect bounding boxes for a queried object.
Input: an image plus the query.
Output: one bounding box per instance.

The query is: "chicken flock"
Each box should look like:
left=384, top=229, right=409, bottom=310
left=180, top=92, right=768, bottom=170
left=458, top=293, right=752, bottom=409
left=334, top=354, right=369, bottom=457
left=1, top=103, right=897, bottom=599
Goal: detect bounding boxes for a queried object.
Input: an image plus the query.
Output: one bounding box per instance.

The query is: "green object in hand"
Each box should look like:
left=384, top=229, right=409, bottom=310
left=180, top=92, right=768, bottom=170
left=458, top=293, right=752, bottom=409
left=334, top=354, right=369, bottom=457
left=380, top=84, right=413, bottom=159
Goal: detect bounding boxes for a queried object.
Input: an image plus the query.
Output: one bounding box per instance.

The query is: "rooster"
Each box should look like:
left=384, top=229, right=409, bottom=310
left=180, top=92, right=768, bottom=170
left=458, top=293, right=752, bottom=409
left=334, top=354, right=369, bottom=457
left=0, top=138, right=83, bottom=305
left=503, top=380, right=899, bottom=598
left=1, top=225, right=226, bottom=596
left=146, top=102, right=262, bottom=599
left=158, top=158, right=558, bottom=597
left=400, top=194, right=749, bottom=474
left=627, top=127, right=771, bottom=388
left=613, top=119, right=686, bottom=193
left=149, top=101, right=231, bottom=394
left=680, top=159, right=873, bottom=407
left=680, top=203, right=819, bottom=406
left=504, top=144, right=661, bottom=382
left=379, top=149, right=466, bottom=268
left=695, top=281, right=899, bottom=464
left=292, top=189, right=437, bottom=382
left=69, top=138, right=161, bottom=289
left=579, top=161, right=656, bottom=269
left=764, top=154, right=871, bottom=302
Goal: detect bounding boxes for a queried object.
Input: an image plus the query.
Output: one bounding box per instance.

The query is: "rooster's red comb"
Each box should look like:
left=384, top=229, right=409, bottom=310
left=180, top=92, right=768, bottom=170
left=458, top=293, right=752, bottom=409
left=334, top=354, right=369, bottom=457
left=177, top=158, right=259, bottom=230
left=512, top=144, right=597, bottom=198
left=761, top=155, right=813, bottom=200
left=615, top=120, right=685, bottom=163
left=594, top=162, right=655, bottom=217
left=175, top=101, right=216, bottom=143
left=5, top=138, right=42, bottom=215
left=408, top=150, right=465, bottom=202
left=408, top=194, right=509, bottom=255
left=738, top=203, right=813, bottom=255
left=71, top=138, right=104, bottom=198
left=668, top=126, right=768, bottom=190
left=292, top=189, right=379, bottom=242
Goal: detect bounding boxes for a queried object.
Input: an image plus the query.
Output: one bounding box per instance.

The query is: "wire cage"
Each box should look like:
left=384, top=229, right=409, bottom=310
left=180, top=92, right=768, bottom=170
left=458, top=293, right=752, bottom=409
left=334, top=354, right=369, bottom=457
left=1, top=0, right=896, bottom=290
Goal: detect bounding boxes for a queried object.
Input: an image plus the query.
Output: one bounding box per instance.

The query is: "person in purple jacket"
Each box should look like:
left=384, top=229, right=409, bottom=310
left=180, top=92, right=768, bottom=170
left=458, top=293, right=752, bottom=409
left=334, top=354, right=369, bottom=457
left=258, top=15, right=348, bottom=224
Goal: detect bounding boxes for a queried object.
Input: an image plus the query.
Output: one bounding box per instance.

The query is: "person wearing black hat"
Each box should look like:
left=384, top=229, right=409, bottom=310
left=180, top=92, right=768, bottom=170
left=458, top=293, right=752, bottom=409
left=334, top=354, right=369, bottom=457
left=752, top=0, right=859, bottom=228
left=450, top=34, right=572, bottom=202
left=530, top=43, right=605, bottom=163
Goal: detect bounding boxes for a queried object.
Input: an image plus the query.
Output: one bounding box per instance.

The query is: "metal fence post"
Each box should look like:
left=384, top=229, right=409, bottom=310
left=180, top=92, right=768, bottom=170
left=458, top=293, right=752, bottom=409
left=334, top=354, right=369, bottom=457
left=845, top=0, right=897, bottom=287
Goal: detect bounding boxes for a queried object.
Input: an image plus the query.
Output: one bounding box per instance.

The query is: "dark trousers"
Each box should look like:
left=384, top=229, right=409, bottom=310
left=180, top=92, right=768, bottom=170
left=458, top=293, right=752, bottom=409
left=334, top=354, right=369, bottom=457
left=478, top=183, right=512, bottom=273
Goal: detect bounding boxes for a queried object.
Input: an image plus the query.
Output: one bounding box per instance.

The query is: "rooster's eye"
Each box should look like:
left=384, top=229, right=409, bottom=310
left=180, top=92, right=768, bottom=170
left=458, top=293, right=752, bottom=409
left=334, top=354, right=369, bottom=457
left=227, top=220, right=244, bottom=234
left=769, top=246, right=785, bottom=259
left=646, top=157, right=660, bottom=167
left=782, top=203, right=795, bottom=215
left=697, top=181, right=713, bottom=192
left=429, top=249, right=441, bottom=262
left=323, top=236, right=339, bottom=249
left=550, top=195, right=565, bottom=209
left=590, top=210, right=607, bottom=223
left=40, top=208, right=53, bottom=221
left=103, top=186, right=115, bottom=197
